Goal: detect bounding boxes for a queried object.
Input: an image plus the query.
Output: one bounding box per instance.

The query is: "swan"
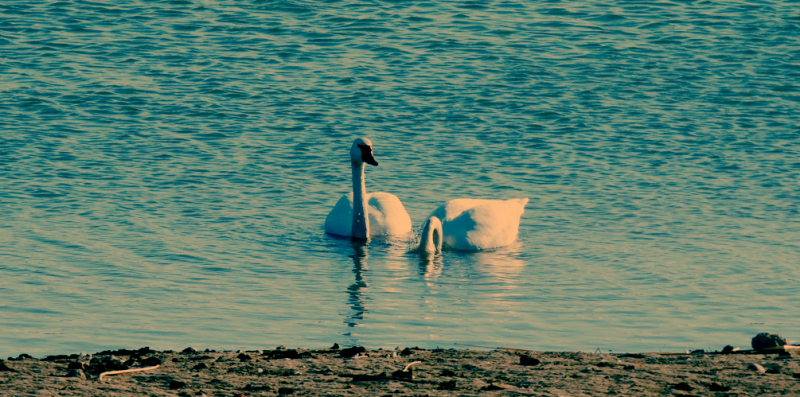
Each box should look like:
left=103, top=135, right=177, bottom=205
left=417, top=198, right=528, bottom=252
left=325, top=137, right=412, bottom=239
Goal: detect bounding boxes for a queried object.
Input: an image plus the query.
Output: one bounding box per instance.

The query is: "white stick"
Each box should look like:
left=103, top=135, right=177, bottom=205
left=403, top=361, right=422, bottom=372
left=99, top=365, right=160, bottom=381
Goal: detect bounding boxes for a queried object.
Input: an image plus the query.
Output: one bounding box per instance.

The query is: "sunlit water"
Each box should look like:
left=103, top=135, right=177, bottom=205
left=1, top=1, right=798, bottom=357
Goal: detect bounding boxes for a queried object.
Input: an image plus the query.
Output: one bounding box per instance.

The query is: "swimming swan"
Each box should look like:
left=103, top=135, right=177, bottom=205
left=417, top=198, right=528, bottom=252
left=325, top=137, right=412, bottom=239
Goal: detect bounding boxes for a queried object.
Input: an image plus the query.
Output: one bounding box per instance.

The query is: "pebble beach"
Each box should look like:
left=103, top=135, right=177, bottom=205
left=2, top=345, right=799, bottom=396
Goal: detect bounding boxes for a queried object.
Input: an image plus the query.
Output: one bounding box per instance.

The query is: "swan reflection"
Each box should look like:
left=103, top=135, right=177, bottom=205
left=345, top=240, right=369, bottom=328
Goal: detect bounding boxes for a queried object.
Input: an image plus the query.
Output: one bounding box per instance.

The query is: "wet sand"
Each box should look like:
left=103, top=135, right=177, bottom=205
left=2, top=346, right=799, bottom=396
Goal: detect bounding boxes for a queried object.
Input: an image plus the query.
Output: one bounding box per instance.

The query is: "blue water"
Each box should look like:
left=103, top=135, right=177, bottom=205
left=1, top=1, right=798, bottom=357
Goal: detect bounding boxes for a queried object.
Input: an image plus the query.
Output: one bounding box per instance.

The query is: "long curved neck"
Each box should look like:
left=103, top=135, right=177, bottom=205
left=351, top=162, right=369, bottom=239
left=418, top=217, right=443, bottom=253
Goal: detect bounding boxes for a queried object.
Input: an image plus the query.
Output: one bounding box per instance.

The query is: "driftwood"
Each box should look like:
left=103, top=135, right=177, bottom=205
left=98, top=365, right=160, bottom=381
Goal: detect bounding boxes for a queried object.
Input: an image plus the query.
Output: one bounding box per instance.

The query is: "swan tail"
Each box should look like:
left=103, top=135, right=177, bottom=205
left=418, top=216, right=443, bottom=253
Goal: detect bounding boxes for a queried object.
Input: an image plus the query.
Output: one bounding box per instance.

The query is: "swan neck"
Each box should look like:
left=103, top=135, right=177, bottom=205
left=351, top=162, right=369, bottom=239
left=419, top=217, right=443, bottom=253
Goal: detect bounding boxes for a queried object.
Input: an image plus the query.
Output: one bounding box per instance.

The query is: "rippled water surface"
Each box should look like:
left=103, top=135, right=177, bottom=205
left=2, top=0, right=799, bottom=356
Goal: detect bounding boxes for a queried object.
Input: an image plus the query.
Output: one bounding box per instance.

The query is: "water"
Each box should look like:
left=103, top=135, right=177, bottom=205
left=1, top=0, right=798, bottom=357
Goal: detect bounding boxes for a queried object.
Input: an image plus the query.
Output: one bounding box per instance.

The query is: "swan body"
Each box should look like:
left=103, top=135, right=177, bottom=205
left=418, top=198, right=528, bottom=252
left=325, top=137, right=412, bottom=239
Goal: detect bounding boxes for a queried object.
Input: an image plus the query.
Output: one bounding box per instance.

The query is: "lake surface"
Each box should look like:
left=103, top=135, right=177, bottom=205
left=1, top=0, right=798, bottom=357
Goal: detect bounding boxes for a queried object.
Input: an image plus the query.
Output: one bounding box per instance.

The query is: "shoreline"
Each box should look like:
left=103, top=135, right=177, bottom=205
left=2, top=346, right=799, bottom=396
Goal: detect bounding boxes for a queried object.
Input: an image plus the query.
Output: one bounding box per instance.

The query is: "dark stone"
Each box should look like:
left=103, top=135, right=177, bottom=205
left=169, top=380, right=186, bottom=390
left=103, top=359, right=129, bottom=371
left=65, top=369, right=86, bottom=380
left=440, top=369, right=456, bottom=377
left=181, top=347, right=197, bottom=354
left=123, top=358, right=136, bottom=366
left=438, top=380, right=457, bottom=390
left=265, top=349, right=302, bottom=359
left=340, top=346, right=366, bottom=358
left=618, top=353, right=645, bottom=359
left=95, top=347, right=154, bottom=357
left=42, top=354, right=79, bottom=362
left=243, top=384, right=272, bottom=391
left=172, top=358, right=181, bottom=362
left=793, top=373, right=800, bottom=379
left=710, top=383, right=731, bottom=392
left=392, top=369, right=413, bottom=380
left=331, top=343, right=340, bottom=350
left=10, top=354, right=33, bottom=361
left=482, top=384, right=505, bottom=391
left=278, top=387, right=294, bottom=395
left=237, top=353, right=252, bottom=361
left=0, top=361, right=15, bottom=372
left=690, top=349, right=704, bottom=354
left=141, top=356, right=162, bottom=366
left=520, top=355, right=540, bottom=366
left=722, top=345, right=735, bottom=353
left=766, top=368, right=781, bottom=374
left=67, top=362, right=86, bottom=370
left=673, top=382, right=693, bottom=391
left=623, top=365, right=635, bottom=370
left=193, top=363, right=209, bottom=370
left=752, top=333, right=787, bottom=350
left=190, top=355, right=214, bottom=361
left=399, top=348, right=413, bottom=356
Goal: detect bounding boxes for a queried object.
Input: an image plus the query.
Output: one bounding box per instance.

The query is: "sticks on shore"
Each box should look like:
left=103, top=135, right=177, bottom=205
left=98, top=365, right=160, bottom=381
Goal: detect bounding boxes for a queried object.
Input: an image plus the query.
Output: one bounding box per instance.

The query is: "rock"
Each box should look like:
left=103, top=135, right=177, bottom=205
left=278, top=387, right=294, bottom=395
left=792, top=373, right=800, bottom=379
left=169, top=380, right=186, bottom=389
left=330, top=343, right=339, bottom=350
left=181, top=347, right=197, bottom=354
left=237, top=353, right=252, bottom=362
left=752, top=333, right=787, bottom=350
left=392, top=369, right=413, bottom=380
left=438, top=380, right=457, bottom=390
left=399, top=347, right=413, bottom=356
left=67, top=362, right=86, bottom=370
left=709, top=383, right=730, bottom=392
left=140, top=356, right=162, bottom=366
left=722, top=345, right=737, bottom=353
left=673, top=382, right=692, bottom=391
left=0, top=361, right=16, bottom=372
left=340, top=346, right=366, bottom=358
left=192, top=363, right=208, bottom=370
left=65, top=369, right=86, bottom=380
left=440, top=369, right=456, bottom=377
left=747, top=363, right=766, bottom=373
left=520, top=355, right=540, bottom=366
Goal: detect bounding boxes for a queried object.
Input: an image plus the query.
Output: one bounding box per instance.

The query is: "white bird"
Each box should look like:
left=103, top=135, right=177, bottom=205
left=417, top=198, right=528, bottom=252
left=325, top=137, right=412, bottom=239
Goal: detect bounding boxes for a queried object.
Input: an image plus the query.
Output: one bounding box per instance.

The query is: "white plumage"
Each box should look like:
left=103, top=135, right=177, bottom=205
left=324, top=137, right=412, bottom=238
left=419, top=198, right=528, bottom=251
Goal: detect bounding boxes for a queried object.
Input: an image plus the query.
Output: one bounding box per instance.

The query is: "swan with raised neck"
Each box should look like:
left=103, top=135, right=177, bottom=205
left=350, top=137, right=378, bottom=239
left=324, top=138, right=412, bottom=239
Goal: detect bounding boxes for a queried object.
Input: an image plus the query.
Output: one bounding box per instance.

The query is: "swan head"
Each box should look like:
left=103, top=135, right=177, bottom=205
left=351, top=137, right=378, bottom=166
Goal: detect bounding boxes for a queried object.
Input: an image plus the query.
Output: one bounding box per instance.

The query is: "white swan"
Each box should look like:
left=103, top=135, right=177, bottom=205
left=417, top=198, right=528, bottom=252
left=325, top=137, right=412, bottom=239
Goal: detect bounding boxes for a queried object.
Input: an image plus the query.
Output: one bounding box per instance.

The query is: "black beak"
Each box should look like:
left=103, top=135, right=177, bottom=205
left=358, top=144, right=379, bottom=166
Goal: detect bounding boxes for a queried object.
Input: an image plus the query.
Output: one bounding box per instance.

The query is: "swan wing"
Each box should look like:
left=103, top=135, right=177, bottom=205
left=440, top=198, right=528, bottom=250
left=324, top=193, right=354, bottom=236
left=324, top=192, right=412, bottom=237
left=367, top=192, right=412, bottom=236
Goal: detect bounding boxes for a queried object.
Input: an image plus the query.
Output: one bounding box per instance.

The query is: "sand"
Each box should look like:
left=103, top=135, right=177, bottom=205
left=1, top=346, right=799, bottom=396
